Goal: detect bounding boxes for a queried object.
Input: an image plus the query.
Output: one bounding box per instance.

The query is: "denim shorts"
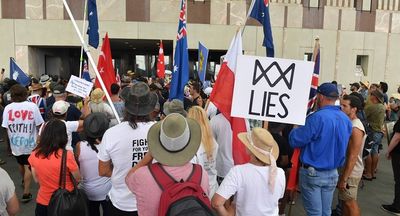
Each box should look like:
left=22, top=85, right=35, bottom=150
left=370, top=131, right=384, bottom=155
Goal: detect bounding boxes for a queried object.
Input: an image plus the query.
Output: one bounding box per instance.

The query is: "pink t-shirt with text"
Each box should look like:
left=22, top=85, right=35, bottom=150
left=126, top=163, right=209, bottom=216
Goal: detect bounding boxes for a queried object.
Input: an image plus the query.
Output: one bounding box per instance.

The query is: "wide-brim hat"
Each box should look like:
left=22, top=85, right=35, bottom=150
left=370, top=90, right=384, bottom=103
left=148, top=113, right=201, bottom=166
left=163, top=99, right=187, bottom=117
left=360, top=80, right=370, bottom=88
left=29, top=83, right=44, bottom=91
left=121, top=82, right=157, bottom=116
left=91, top=88, right=105, bottom=104
left=84, top=113, right=109, bottom=139
left=238, top=127, right=279, bottom=165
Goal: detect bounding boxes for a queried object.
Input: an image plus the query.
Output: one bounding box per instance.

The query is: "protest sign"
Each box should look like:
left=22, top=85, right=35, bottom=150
left=66, top=75, right=93, bottom=98
left=231, top=55, right=314, bottom=125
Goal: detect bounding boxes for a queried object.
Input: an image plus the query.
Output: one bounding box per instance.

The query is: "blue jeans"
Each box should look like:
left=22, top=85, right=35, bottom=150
left=299, top=167, right=338, bottom=216
left=370, top=131, right=384, bottom=155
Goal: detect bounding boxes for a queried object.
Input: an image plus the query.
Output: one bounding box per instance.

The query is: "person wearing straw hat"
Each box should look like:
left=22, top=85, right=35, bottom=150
left=98, top=81, right=157, bottom=215
left=28, top=83, right=46, bottom=119
left=359, top=80, right=370, bottom=101
left=125, top=113, right=210, bottom=216
left=212, top=127, right=285, bottom=216
left=89, top=88, right=116, bottom=125
left=289, top=83, right=352, bottom=216
left=363, top=90, right=386, bottom=181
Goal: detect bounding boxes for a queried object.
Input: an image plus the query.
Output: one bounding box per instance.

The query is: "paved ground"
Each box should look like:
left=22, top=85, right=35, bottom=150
left=0, top=132, right=396, bottom=216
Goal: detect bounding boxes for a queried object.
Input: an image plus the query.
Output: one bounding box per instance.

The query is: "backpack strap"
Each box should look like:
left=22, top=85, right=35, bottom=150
left=187, top=164, right=202, bottom=185
left=149, top=163, right=177, bottom=191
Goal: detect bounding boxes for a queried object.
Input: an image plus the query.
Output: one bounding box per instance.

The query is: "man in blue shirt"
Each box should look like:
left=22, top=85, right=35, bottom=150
left=289, top=82, right=352, bottom=216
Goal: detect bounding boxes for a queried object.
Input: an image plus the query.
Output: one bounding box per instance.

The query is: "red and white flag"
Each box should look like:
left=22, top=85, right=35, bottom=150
left=210, top=31, right=250, bottom=165
left=95, top=33, right=117, bottom=96
left=157, top=40, right=165, bottom=79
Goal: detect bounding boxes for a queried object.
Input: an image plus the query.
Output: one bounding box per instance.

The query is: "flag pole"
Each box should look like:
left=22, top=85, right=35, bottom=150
left=62, top=0, right=121, bottom=123
left=242, top=0, right=256, bottom=36
left=79, top=0, right=88, bottom=78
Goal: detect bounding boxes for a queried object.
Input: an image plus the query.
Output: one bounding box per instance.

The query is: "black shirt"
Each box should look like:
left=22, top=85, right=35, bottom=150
left=392, top=119, right=400, bottom=154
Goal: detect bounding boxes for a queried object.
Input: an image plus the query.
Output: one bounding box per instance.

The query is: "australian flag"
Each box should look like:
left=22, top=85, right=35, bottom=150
left=82, top=60, right=91, bottom=82
left=87, top=0, right=99, bottom=49
left=250, top=0, right=274, bottom=57
left=10, top=57, right=30, bottom=86
left=169, top=0, right=189, bottom=101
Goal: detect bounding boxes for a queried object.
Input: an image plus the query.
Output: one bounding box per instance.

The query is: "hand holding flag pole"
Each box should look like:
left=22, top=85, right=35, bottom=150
left=62, top=0, right=121, bottom=123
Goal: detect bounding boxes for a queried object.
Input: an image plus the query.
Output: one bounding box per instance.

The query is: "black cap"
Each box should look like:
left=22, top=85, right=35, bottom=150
left=350, top=82, right=360, bottom=89
left=52, top=84, right=65, bottom=95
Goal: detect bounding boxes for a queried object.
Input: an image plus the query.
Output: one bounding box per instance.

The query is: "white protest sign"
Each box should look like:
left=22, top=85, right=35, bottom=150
left=231, top=55, right=314, bottom=125
left=66, top=75, right=94, bottom=98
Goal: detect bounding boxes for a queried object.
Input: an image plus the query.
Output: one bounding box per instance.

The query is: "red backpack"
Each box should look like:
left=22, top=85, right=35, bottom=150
left=149, top=163, right=215, bottom=216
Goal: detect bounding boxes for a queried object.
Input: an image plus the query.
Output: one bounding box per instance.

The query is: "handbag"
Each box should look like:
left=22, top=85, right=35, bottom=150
left=47, top=149, right=89, bottom=216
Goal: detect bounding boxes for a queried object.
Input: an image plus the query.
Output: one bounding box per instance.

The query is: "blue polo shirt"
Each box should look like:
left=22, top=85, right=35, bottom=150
left=289, top=105, right=352, bottom=170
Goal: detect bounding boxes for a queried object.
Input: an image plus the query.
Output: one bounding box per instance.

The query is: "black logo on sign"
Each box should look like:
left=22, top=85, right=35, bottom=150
left=252, top=60, right=295, bottom=90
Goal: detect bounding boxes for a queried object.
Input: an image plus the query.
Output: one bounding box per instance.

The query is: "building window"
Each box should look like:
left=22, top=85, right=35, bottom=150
left=355, top=0, right=373, bottom=12
left=1, top=0, right=26, bottom=19
left=126, top=0, right=150, bottom=22
left=304, top=0, right=321, bottom=8
left=356, top=55, right=369, bottom=76
left=304, top=53, right=313, bottom=61
left=187, top=0, right=211, bottom=24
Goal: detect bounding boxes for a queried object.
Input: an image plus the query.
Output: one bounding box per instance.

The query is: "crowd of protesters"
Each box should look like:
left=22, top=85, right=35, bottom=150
left=0, top=67, right=399, bottom=216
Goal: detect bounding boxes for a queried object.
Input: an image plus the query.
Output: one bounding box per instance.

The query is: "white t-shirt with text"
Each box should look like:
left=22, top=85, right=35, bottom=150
left=97, top=121, right=155, bottom=212
left=2, top=101, right=44, bottom=156
left=216, top=163, right=286, bottom=216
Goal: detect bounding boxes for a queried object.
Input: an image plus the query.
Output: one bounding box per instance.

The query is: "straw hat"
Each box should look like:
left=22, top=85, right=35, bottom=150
left=238, top=127, right=279, bottom=165
left=370, top=89, right=384, bottom=104
left=90, top=88, right=105, bottom=104
left=360, top=80, right=370, bottom=88
left=148, top=113, right=201, bottom=166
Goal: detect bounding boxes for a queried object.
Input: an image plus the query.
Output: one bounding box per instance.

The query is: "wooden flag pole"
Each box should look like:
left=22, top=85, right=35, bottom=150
left=62, top=0, right=121, bottom=123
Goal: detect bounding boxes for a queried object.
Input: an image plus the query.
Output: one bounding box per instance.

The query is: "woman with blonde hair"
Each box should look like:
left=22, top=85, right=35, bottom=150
left=188, top=106, right=219, bottom=197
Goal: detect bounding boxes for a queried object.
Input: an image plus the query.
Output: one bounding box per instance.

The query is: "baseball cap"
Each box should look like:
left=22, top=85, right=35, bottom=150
left=350, top=82, right=360, bottom=89
left=317, top=83, right=339, bottom=98
left=52, top=84, right=66, bottom=96
left=52, top=100, right=70, bottom=115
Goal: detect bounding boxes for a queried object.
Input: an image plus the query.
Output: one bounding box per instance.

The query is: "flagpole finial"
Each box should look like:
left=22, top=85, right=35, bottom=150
left=315, top=36, right=320, bottom=41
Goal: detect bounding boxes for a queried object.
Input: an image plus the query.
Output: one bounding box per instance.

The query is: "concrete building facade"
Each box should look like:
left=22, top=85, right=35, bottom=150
left=0, top=0, right=399, bottom=93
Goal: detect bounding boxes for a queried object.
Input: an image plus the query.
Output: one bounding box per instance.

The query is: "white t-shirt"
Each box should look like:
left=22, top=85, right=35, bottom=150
left=191, top=139, right=219, bottom=198
left=38, top=120, right=79, bottom=151
left=2, top=101, right=44, bottom=156
left=210, top=113, right=234, bottom=177
left=97, top=121, right=155, bottom=212
left=78, top=141, right=111, bottom=201
left=216, top=163, right=286, bottom=216
left=350, top=118, right=367, bottom=178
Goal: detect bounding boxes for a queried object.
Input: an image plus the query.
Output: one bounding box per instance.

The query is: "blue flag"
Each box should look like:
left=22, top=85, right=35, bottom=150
left=87, top=0, right=99, bottom=49
left=169, top=0, right=189, bottom=101
left=198, top=42, right=209, bottom=83
left=10, top=57, right=30, bottom=86
left=250, top=0, right=274, bottom=57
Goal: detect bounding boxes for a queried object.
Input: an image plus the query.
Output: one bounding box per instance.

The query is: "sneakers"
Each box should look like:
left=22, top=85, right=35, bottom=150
left=21, top=193, right=32, bottom=203
left=381, top=204, right=400, bottom=215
